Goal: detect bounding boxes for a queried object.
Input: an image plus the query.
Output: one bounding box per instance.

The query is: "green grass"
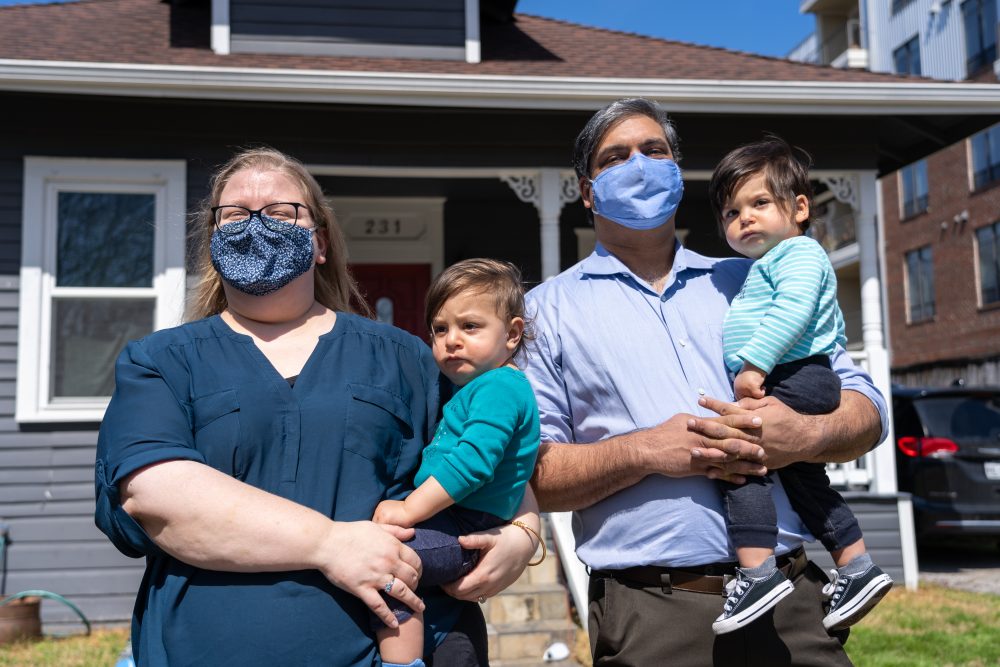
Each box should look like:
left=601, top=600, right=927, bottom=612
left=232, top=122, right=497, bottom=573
left=571, top=582, right=1000, bottom=667
left=845, top=583, right=1000, bottom=667
left=3, top=584, right=999, bottom=666
left=0, top=626, right=128, bottom=667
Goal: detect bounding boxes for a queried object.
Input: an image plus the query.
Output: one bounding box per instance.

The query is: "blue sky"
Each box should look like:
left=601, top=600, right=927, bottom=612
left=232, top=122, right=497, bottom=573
left=0, top=0, right=817, bottom=58
left=515, top=1, right=816, bottom=58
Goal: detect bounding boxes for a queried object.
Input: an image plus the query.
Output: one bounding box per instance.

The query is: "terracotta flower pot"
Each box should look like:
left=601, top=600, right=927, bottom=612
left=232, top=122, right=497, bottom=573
left=0, top=596, right=42, bottom=644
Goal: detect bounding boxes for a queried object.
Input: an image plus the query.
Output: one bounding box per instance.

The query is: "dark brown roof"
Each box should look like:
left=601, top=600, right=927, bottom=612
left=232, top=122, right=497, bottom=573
left=0, top=0, right=921, bottom=83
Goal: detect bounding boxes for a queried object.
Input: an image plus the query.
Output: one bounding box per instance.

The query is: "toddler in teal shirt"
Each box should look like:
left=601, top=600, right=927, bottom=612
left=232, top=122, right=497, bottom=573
left=372, top=258, right=541, bottom=667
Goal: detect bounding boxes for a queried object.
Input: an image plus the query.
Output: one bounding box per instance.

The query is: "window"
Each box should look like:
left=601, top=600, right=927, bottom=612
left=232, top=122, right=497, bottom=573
left=893, top=35, right=922, bottom=75
left=905, top=246, right=935, bottom=322
left=977, top=220, right=1000, bottom=305
left=970, top=123, right=1000, bottom=189
left=17, top=158, right=186, bottom=422
left=899, top=160, right=929, bottom=218
left=962, top=0, right=998, bottom=75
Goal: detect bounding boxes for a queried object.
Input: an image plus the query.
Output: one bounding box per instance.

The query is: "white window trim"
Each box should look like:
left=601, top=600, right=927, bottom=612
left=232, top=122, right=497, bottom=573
left=17, top=157, right=187, bottom=423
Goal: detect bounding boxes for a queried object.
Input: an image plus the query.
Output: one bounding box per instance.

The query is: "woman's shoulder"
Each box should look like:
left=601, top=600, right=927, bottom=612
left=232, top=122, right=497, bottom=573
left=127, top=317, right=222, bottom=356
left=335, top=312, right=430, bottom=356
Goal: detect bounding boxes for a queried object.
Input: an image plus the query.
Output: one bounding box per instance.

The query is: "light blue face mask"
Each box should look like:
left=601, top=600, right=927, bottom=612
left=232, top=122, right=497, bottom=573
left=590, top=153, right=684, bottom=230
left=210, top=214, right=315, bottom=296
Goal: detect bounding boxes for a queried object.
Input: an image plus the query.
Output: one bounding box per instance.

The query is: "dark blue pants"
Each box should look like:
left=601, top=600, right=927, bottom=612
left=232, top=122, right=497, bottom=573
left=719, top=355, right=863, bottom=552
left=378, top=506, right=505, bottom=624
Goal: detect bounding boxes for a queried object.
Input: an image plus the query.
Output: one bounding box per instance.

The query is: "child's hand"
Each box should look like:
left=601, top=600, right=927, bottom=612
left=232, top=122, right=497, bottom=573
left=734, top=363, right=767, bottom=401
left=373, top=499, right=415, bottom=528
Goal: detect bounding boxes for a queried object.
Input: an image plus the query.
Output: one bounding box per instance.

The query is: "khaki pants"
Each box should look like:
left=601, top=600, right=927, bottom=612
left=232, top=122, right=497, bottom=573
left=588, top=559, right=853, bottom=667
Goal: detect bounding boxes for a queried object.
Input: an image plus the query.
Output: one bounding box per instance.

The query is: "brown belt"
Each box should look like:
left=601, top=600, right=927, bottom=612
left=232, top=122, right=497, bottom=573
left=592, top=547, right=808, bottom=596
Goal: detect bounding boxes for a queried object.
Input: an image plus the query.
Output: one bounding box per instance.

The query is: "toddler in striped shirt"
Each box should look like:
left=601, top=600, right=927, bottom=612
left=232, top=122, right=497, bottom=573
left=706, top=136, right=892, bottom=636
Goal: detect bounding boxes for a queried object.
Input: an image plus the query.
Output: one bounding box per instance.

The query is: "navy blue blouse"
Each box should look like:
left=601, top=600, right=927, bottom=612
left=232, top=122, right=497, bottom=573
left=95, top=313, right=458, bottom=667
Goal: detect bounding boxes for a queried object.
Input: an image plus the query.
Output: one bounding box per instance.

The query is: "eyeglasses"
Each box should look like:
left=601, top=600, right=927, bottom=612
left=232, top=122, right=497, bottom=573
left=211, top=202, right=313, bottom=234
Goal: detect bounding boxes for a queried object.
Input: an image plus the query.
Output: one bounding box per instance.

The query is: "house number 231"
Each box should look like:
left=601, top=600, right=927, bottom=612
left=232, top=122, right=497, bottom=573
left=364, top=218, right=402, bottom=235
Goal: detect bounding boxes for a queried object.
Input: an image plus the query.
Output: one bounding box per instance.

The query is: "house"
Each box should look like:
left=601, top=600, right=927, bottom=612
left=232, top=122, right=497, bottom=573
left=0, top=0, right=997, bottom=632
left=792, top=0, right=1000, bottom=387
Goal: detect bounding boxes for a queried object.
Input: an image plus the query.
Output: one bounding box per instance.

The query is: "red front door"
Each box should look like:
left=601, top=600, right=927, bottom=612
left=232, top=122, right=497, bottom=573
left=349, top=263, right=432, bottom=338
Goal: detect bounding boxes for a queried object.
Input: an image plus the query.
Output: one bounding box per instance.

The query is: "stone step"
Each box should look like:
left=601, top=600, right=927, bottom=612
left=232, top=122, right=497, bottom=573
left=491, top=659, right=581, bottom=667
left=482, top=582, right=572, bottom=625
left=487, top=619, right=579, bottom=663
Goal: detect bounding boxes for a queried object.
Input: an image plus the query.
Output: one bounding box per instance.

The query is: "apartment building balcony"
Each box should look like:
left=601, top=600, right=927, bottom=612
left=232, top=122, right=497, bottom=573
left=798, top=0, right=868, bottom=68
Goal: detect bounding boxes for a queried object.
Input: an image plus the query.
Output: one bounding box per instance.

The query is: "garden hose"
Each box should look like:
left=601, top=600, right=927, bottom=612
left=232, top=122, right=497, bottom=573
left=0, top=527, right=92, bottom=635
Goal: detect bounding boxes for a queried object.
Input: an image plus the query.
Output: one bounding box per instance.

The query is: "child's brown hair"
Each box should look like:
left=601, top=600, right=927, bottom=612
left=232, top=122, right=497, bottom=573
left=425, top=258, right=532, bottom=358
left=708, top=135, right=814, bottom=237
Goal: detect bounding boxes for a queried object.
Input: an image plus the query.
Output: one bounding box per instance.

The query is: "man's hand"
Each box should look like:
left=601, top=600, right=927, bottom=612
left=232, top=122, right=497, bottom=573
left=699, top=395, right=819, bottom=470
left=372, top=499, right=416, bottom=529
left=633, top=412, right=767, bottom=484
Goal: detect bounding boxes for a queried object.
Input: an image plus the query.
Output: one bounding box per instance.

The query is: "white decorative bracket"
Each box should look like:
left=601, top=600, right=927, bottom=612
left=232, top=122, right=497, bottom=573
left=499, top=170, right=579, bottom=280
left=499, top=172, right=540, bottom=207
left=820, top=174, right=860, bottom=212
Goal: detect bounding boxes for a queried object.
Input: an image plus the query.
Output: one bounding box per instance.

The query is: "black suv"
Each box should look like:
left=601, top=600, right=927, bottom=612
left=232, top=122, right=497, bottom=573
left=892, top=386, right=1000, bottom=542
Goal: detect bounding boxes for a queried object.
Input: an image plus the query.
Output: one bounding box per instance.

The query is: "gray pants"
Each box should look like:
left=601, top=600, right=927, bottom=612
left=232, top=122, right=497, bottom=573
left=588, top=558, right=853, bottom=667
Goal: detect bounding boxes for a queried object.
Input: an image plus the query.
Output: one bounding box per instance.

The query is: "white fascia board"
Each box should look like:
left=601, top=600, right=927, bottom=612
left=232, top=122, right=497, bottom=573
left=0, top=59, right=999, bottom=114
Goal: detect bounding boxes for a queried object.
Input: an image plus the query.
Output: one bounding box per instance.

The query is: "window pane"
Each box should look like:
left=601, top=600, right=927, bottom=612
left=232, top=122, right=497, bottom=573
left=921, top=246, right=935, bottom=319
left=916, top=160, right=929, bottom=199
left=980, top=224, right=1000, bottom=304
left=964, top=0, right=984, bottom=63
left=972, top=131, right=991, bottom=188
left=907, top=250, right=921, bottom=320
left=51, top=298, right=154, bottom=397
left=901, top=165, right=915, bottom=204
left=57, top=192, right=155, bottom=288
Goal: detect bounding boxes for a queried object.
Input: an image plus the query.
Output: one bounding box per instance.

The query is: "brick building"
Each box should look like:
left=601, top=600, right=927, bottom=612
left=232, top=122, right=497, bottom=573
left=883, top=139, right=1000, bottom=386
left=792, top=0, right=1000, bottom=387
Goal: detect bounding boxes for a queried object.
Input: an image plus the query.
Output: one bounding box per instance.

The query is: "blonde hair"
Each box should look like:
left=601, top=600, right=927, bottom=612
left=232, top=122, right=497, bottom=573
left=424, top=258, right=533, bottom=358
left=185, top=147, right=370, bottom=321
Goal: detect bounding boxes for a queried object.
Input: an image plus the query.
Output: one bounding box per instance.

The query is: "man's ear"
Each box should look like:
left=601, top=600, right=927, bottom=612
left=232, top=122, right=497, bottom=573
left=580, top=177, right=594, bottom=211
left=506, top=317, right=525, bottom=352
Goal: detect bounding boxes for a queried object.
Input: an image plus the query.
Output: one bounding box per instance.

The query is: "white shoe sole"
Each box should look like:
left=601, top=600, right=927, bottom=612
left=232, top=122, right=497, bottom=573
left=712, top=580, right=795, bottom=635
left=823, top=574, right=893, bottom=631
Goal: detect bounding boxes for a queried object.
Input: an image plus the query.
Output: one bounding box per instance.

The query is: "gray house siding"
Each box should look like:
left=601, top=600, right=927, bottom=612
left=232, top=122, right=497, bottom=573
left=803, top=494, right=907, bottom=583
left=230, top=0, right=467, bottom=59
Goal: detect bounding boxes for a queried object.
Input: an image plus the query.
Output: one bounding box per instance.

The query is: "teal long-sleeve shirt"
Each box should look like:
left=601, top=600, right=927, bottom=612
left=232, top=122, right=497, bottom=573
left=414, top=366, right=540, bottom=520
left=723, top=235, right=847, bottom=375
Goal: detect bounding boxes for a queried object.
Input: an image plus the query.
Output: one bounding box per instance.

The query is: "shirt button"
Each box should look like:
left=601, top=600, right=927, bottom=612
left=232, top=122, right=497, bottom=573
left=679, top=339, right=687, bottom=347
left=697, top=388, right=706, bottom=396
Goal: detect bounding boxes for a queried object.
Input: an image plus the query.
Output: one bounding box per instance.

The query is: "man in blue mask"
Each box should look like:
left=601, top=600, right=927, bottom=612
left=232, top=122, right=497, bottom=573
left=522, top=98, right=887, bottom=666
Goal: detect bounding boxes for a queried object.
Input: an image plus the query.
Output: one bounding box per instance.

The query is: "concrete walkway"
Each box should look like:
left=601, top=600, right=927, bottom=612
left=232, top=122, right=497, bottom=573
left=917, top=541, right=1000, bottom=596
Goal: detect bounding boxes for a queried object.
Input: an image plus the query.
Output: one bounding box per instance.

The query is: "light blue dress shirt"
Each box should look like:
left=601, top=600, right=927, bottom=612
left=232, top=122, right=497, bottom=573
left=523, top=242, right=888, bottom=570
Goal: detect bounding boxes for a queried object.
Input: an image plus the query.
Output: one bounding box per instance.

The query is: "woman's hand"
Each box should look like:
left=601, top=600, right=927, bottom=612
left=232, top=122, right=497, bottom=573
left=442, top=486, right=541, bottom=603
left=317, top=520, right=424, bottom=628
left=441, top=521, right=538, bottom=602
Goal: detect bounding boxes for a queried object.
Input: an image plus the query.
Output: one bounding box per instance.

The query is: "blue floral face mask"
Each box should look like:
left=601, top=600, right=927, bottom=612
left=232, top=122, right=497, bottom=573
left=210, top=214, right=316, bottom=296
left=590, top=153, right=684, bottom=230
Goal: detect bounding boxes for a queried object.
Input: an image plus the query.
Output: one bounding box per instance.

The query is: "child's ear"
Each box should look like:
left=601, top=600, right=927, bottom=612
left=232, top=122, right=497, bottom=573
left=506, top=317, right=525, bottom=351
left=794, top=195, right=810, bottom=225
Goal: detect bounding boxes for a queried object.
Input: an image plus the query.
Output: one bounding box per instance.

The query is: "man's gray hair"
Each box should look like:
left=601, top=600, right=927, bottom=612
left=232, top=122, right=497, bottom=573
left=572, top=98, right=682, bottom=181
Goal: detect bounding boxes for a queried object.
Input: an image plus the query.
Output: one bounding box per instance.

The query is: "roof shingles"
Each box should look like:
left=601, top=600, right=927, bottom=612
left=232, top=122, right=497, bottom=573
left=0, top=0, right=921, bottom=83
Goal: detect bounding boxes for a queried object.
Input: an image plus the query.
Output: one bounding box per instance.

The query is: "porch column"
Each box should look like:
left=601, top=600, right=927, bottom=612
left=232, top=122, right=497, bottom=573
left=855, top=171, right=897, bottom=495
left=501, top=170, right=580, bottom=280
left=821, top=172, right=896, bottom=493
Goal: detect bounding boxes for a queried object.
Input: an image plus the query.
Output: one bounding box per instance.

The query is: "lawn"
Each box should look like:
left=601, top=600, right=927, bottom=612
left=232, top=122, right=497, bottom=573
left=2, top=583, right=998, bottom=666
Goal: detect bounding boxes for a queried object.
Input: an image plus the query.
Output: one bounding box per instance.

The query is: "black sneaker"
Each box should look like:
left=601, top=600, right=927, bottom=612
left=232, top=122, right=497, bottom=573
left=822, top=564, right=893, bottom=631
left=712, top=568, right=794, bottom=635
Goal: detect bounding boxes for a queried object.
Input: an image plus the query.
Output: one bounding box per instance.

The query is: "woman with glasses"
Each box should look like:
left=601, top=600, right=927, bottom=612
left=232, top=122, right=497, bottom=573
left=94, top=147, right=540, bottom=667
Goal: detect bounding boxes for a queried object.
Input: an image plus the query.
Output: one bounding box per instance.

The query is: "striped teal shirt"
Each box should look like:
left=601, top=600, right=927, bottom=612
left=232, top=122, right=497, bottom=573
left=723, top=235, right=846, bottom=374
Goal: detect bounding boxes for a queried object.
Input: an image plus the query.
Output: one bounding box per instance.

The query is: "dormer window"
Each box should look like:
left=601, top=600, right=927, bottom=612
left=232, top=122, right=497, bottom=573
left=211, top=0, right=481, bottom=63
